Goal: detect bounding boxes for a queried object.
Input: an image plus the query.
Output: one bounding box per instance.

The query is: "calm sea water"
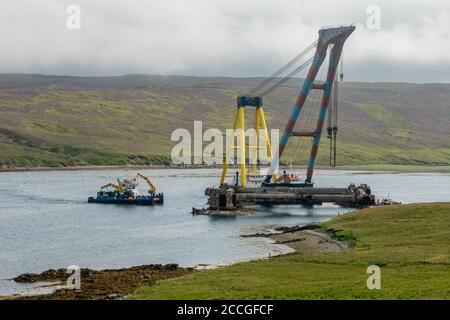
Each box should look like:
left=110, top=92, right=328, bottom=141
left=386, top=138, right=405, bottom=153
left=0, top=168, right=449, bottom=295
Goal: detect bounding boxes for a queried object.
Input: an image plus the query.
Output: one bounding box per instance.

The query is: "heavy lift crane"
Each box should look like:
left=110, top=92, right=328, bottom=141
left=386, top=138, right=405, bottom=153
left=265, top=26, right=355, bottom=185
left=219, top=26, right=355, bottom=188
left=203, top=26, right=379, bottom=210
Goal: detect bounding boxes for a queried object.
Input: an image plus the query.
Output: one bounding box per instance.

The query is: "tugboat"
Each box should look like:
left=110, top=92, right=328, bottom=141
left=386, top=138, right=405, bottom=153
left=88, top=173, right=164, bottom=205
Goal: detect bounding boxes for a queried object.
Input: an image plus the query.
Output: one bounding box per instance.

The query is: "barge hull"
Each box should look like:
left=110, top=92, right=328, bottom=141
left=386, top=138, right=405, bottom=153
left=206, top=184, right=375, bottom=209
left=88, top=197, right=163, bottom=205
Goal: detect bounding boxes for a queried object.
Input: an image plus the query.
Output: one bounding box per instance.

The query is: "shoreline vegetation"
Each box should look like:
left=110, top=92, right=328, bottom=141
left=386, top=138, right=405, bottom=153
left=2, top=164, right=450, bottom=173
left=4, top=203, right=450, bottom=300
left=131, top=203, right=449, bottom=300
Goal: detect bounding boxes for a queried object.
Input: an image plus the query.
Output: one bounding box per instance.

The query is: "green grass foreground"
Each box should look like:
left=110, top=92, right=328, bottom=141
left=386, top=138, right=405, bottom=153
left=130, top=203, right=450, bottom=299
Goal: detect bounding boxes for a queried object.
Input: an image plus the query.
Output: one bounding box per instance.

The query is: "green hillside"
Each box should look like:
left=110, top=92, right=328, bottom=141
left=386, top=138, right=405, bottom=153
left=1, top=74, right=450, bottom=168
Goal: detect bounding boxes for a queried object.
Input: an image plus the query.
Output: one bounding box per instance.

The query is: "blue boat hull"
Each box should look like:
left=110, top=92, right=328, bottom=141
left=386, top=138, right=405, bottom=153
left=88, top=194, right=164, bottom=205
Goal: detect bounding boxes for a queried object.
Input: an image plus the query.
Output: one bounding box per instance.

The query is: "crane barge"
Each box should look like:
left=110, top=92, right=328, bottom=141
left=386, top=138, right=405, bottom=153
left=199, top=26, right=377, bottom=214
left=88, top=173, right=164, bottom=205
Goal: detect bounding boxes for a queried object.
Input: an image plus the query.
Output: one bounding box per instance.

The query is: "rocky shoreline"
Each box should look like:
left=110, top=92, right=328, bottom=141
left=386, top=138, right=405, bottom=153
left=242, top=224, right=351, bottom=254
left=3, top=264, right=194, bottom=300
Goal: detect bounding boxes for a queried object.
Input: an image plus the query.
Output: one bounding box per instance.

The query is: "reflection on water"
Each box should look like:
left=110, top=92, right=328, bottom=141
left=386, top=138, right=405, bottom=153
left=0, top=168, right=449, bottom=295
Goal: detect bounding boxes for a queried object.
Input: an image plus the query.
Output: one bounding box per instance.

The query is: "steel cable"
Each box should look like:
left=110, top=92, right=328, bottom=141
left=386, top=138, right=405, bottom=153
left=247, top=40, right=317, bottom=96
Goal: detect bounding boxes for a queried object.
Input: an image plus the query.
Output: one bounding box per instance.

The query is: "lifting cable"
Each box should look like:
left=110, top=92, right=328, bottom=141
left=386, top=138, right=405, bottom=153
left=259, top=57, right=314, bottom=97
left=247, top=40, right=318, bottom=97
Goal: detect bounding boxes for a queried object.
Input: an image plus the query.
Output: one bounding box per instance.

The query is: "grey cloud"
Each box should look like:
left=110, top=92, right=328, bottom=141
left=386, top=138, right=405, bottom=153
left=0, top=0, right=449, bottom=82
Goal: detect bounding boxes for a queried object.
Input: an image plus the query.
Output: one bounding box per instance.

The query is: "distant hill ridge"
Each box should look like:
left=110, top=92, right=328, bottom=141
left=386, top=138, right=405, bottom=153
left=0, top=74, right=449, bottom=168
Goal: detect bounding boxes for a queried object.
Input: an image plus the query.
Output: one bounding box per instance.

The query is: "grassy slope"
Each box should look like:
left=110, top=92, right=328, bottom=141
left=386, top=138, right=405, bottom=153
left=1, top=74, right=450, bottom=168
left=131, top=203, right=450, bottom=299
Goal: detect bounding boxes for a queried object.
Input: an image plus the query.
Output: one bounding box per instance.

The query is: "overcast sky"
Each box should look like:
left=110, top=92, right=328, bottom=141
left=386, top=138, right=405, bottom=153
left=1, top=0, right=449, bottom=83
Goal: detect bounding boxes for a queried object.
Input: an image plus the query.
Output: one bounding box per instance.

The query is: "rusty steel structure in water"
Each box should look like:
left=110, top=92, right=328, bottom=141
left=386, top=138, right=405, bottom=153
left=201, top=26, right=382, bottom=212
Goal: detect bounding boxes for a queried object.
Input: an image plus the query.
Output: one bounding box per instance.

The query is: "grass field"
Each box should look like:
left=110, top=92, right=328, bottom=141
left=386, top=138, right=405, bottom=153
left=131, top=203, right=450, bottom=299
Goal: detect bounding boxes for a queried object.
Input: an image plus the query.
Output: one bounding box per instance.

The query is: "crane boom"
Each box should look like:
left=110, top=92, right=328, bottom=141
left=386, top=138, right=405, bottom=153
left=138, top=173, right=156, bottom=195
left=101, top=183, right=123, bottom=192
left=264, top=25, right=355, bottom=184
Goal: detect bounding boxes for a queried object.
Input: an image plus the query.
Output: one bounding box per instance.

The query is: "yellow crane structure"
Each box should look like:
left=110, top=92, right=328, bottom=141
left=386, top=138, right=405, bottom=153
left=219, top=97, right=272, bottom=188
left=101, top=183, right=124, bottom=193
left=137, top=173, right=157, bottom=195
